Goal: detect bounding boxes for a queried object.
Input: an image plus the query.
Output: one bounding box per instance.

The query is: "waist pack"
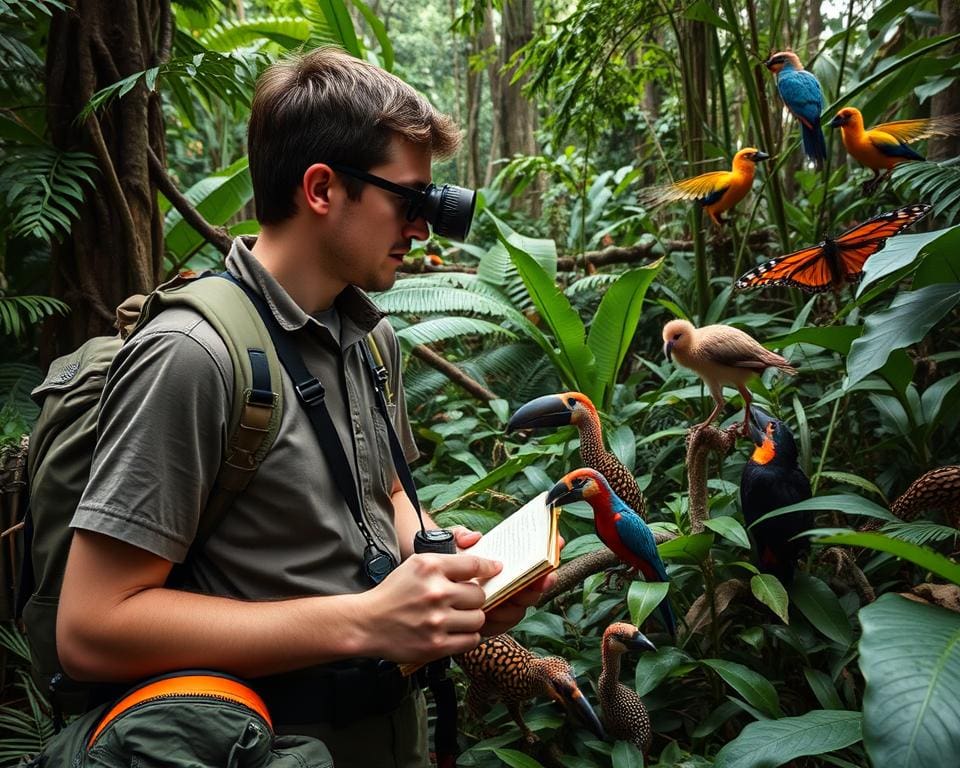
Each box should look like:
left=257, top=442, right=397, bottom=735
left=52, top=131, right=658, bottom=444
left=20, top=672, right=332, bottom=768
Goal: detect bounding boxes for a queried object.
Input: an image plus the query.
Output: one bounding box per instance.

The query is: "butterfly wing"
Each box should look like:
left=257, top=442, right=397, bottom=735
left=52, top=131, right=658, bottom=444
left=735, top=244, right=834, bottom=293
left=833, top=204, right=932, bottom=282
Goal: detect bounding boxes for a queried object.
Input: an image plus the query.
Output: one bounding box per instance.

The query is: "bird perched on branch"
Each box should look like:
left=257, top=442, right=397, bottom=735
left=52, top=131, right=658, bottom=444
left=662, top=318, right=797, bottom=435
left=765, top=51, right=826, bottom=168
left=740, top=406, right=813, bottom=584
left=455, top=634, right=606, bottom=744
left=508, top=391, right=647, bottom=519
left=598, top=622, right=657, bottom=754
left=547, top=468, right=676, bottom=637
left=830, top=106, right=960, bottom=193
left=638, top=148, right=770, bottom=227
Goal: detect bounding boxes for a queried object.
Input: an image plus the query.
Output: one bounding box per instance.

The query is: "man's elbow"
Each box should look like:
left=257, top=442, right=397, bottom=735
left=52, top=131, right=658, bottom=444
left=56, top=610, right=118, bottom=682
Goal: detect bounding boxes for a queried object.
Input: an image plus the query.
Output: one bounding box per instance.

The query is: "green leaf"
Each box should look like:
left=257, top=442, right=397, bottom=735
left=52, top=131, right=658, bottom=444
left=712, top=710, right=863, bottom=768
left=701, top=659, right=782, bottom=718
left=751, top=574, right=789, bottom=624
left=860, top=595, right=960, bottom=767
left=804, top=668, right=844, bottom=710
left=810, top=530, right=960, bottom=585
left=586, top=259, right=663, bottom=407
left=611, top=741, right=645, bottom=768
left=396, top=317, right=515, bottom=349
left=656, top=532, right=714, bottom=564
left=314, top=0, right=362, bottom=57
left=683, top=0, right=732, bottom=30
left=560, top=533, right=606, bottom=561
left=858, top=227, right=957, bottom=293
left=493, top=748, right=547, bottom=768
left=627, top=581, right=670, bottom=627
left=750, top=493, right=896, bottom=527
left=846, top=284, right=960, bottom=389
left=704, top=516, right=751, bottom=549
left=634, top=646, right=693, bottom=696
left=766, top=325, right=860, bottom=354
left=790, top=574, right=853, bottom=647
left=813, top=471, right=886, bottom=500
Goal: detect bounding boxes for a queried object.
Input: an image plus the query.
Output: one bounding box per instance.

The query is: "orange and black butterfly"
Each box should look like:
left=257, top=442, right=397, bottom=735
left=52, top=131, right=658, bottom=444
left=735, top=204, right=932, bottom=293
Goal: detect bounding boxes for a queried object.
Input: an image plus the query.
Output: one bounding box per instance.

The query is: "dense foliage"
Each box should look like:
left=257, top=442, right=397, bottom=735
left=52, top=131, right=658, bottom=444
left=2, top=1, right=959, bottom=767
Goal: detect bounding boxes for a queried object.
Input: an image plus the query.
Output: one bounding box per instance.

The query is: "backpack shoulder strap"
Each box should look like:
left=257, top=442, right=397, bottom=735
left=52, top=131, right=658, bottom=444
left=134, top=274, right=283, bottom=547
left=364, top=326, right=394, bottom=406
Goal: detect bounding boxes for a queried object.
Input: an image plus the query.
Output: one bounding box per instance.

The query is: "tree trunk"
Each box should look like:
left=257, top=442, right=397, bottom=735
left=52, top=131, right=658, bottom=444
left=46, top=0, right=167, bottom=351
left=930, top=0, right=960, bottom=160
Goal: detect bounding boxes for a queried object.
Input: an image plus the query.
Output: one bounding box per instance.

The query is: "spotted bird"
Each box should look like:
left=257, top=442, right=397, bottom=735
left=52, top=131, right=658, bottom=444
left=740, top=406, right=813, bottom=584
left=599, top=623, right=657, bottom=754
left=638, top=148, right=770, bottom=227
left=547, top=468, right=676, bottom=637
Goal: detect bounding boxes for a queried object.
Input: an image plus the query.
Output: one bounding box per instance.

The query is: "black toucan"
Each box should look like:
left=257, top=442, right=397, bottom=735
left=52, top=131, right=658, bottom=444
left=740, top=405, right=813, bottom=584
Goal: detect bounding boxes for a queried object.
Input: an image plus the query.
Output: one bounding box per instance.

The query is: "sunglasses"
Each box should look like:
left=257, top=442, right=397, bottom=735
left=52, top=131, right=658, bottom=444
left=327, top=162, right=476, bottom=241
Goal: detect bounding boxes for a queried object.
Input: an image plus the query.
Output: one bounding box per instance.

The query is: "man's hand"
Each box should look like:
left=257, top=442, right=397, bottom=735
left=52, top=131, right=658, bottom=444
left=357, top=552, right=502, bottom=665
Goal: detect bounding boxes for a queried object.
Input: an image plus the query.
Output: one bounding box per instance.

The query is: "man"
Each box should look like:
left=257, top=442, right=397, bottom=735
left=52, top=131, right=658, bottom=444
left=56, top=47, right=553, bottom=766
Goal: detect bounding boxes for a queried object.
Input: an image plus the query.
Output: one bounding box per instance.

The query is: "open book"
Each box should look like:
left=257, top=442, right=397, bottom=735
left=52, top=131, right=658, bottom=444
left=399, top=491, right=561, bottom=676
left=467, top=490, right=561, bottom=610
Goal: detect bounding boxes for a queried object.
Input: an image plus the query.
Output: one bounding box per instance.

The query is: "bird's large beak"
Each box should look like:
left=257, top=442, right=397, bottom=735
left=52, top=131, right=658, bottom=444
left=753, top=151, right=770, bottom=162
left=506, top=395, right=572, bottom=432
left=748, top=405, right=775, bottom=446
left=625, top=629, right=657, bottom=653
left=556, top=679, right=607, bottom=740
left=545, top=478, right=580, bottom=508
left=663, top=340, right=674, bottom=362
left=829, top=114, right=843, bottom=128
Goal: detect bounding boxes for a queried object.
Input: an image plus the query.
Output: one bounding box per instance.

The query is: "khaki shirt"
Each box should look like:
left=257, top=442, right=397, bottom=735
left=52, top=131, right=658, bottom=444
left=73, top=237, right=418, bottom=598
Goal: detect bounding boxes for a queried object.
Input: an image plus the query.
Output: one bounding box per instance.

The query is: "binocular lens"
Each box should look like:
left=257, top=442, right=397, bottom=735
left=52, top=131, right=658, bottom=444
left=420, top=184, right=476, bottom=241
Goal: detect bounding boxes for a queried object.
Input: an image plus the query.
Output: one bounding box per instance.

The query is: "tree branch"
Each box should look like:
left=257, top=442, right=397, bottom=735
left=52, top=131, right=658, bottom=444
left=410, top=344, right=498, bottom=401
left=148, top=147, right=233, bottom=257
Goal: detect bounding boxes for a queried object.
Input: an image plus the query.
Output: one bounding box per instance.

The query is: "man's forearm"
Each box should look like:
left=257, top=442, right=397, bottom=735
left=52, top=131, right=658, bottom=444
left=392, top=482, right=437, bottom=560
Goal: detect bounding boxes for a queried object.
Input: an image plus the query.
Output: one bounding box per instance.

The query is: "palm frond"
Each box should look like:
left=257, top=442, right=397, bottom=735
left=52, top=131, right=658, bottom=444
left=0, top=296, right=70, bottom=339
left=198, top=16, right=313, bottom=52
left=0, top=671, right=53, bottom=764
left=372, top=285, right=516, bottom=319
left=396, top=317, right=516, bottom=350
left=893, top=159, right=960, bottom=223
left=564, top=273, right=619, bottom=297
left=0, top=0, right=67, bottom=19
left=881, top=521, right=960, bottom=547
left=403, top=367, right=450, bottom=408
left=0, top=147, right=97, bottom=243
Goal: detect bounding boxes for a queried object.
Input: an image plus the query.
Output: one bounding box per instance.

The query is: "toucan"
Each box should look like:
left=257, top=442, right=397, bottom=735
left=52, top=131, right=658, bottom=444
left=740, top=405, right=813, bottom=584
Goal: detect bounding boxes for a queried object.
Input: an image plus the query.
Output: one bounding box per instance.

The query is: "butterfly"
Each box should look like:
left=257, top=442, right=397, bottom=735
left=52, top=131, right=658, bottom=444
left=735, top=204, right=932, bottom=293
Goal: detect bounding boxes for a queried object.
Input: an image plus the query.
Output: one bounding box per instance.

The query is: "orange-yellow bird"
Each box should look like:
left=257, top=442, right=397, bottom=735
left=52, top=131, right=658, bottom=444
left=830, top=106, right=960, bottom=192
left=662, top=318, right=797, bottom=434
left=638, top=148, right=770, bottom=227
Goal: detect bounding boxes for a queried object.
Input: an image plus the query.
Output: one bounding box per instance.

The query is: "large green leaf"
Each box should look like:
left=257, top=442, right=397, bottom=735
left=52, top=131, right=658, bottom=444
left=750, top=493, right=897, bottom=527
left=704, top=516, right=750, bottom=550
left=811, top=530, right=960, bottom=585
left=656, top=532, right=714, bottom=564
left=712, top=710, right=863, bottom=768
left=790, top=574, right=853, bottom=647
left=163, top=157, right=252, bottom=264
left=859, top=595, right=960, bottom=767
left=700, top=659, right=782, bottom=718
left=586, top=259, right=663, bottom=408
left=502, top=233, right=596, bottom=391
left=312, top=0, right=362, bottom=57
left=858, top=226, right=958, bottom=294
left=846, top=284, right=960, bottom=389
left=395, top=317, right=515, bottom=349
left=634, top=646, right=694, bottom=696
left=627, top=581, right=670, bottom=627
left=751, top=574, right=789, bottom=624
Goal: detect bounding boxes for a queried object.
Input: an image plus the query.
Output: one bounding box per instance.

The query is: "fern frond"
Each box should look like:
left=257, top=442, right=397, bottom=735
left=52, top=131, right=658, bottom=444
left=0, top=147, right=97, bottom=242
left=564, top=273, right=618, bottom=297
left=403, top=367, right=450, bottom=408
left=0, top=296, right=70, bottom=339
left=372, top=285, right=516, bottom=318
left=893, top=159, right=960, bottom=223
left=881, top=521, right=960, bottom=546
left=198, top=16, right=312, bottom=52
left=396, top=317, right=516, bottom=350
left=0, top=0, right=67, bottom=19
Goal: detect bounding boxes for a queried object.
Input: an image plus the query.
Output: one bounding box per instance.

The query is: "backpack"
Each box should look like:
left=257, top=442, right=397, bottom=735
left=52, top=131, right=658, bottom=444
left=5, top=272, right=285, bottom=711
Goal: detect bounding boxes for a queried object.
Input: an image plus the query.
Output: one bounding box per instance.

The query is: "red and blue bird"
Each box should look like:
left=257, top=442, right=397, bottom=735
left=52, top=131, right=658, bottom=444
left=546, top=468, right=676, bottom=637
left=765, top=51, right=826, bottom=169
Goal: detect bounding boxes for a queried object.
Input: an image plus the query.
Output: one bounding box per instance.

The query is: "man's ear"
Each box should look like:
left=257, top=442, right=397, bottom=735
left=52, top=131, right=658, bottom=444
left=301, top=163, right=336, bottom=216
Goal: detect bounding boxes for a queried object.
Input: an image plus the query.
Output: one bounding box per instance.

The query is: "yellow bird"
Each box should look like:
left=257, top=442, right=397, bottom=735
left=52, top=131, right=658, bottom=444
left=830, top=106, right=960, bottom=192
left=662, top=318, right=797, bottom=434
left=638, top=148, right=770, bottom=227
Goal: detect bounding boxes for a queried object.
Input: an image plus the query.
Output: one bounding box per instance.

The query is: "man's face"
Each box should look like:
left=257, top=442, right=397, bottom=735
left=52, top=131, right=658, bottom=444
left=332, top=136, right=432, bottom=293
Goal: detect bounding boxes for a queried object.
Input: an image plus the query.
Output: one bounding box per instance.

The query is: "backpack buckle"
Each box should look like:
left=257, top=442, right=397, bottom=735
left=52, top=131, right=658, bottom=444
left=295, top=378, right=325, bottom=406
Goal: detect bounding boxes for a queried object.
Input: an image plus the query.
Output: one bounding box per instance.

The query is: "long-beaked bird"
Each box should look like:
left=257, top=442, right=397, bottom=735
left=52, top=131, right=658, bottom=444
left=740, top=406, right=813, bottom=584
left=638, top=148, right=770, bottom=227
left=765, top=51, right=826, bottom=168
left=598, top=622, right=658, bottom=754
left=830, top=106, right=960, bottom=193
left=546, top=468, right=676, bottom=637
left=456, top=634, right=607, bottom=744
left=662, top=318, right=797, bottom=435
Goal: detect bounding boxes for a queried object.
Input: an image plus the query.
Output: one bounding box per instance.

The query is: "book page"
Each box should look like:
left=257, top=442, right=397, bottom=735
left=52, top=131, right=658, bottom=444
left=466, top=491, right=556, bottom=606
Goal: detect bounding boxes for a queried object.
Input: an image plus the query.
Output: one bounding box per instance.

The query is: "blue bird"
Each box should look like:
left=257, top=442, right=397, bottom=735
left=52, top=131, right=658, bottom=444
left=766, top=51, right=826, bottom=169
left=546, top=468, right=676, bottom=637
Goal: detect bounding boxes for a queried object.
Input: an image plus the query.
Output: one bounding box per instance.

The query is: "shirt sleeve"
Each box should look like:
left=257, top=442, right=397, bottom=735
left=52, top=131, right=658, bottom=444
left=72, top=313, right=233, bottom=563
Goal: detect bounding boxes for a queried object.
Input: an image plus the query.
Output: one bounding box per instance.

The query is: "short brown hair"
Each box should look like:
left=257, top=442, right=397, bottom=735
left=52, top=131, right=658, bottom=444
left=248, top=47, right=461, bottom=224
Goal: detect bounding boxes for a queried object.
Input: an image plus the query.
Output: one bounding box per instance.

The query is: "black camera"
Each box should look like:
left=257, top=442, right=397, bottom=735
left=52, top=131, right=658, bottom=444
left=416, top=184, right=476, bottom=241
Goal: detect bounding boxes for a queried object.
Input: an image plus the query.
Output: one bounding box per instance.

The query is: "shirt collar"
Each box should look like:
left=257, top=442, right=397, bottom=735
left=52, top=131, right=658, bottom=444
left=225, top=236, right=386, bottom=346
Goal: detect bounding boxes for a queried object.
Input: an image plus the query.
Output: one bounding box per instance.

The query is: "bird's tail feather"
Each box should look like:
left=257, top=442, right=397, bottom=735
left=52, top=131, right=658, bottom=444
left=801, top=123, right=827, bottom=169
left=658, top=595, right=677, bottom=638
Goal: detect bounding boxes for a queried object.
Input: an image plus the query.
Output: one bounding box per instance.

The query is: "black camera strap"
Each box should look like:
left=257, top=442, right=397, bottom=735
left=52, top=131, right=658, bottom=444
left=222, top=273, right=422, bottom=583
